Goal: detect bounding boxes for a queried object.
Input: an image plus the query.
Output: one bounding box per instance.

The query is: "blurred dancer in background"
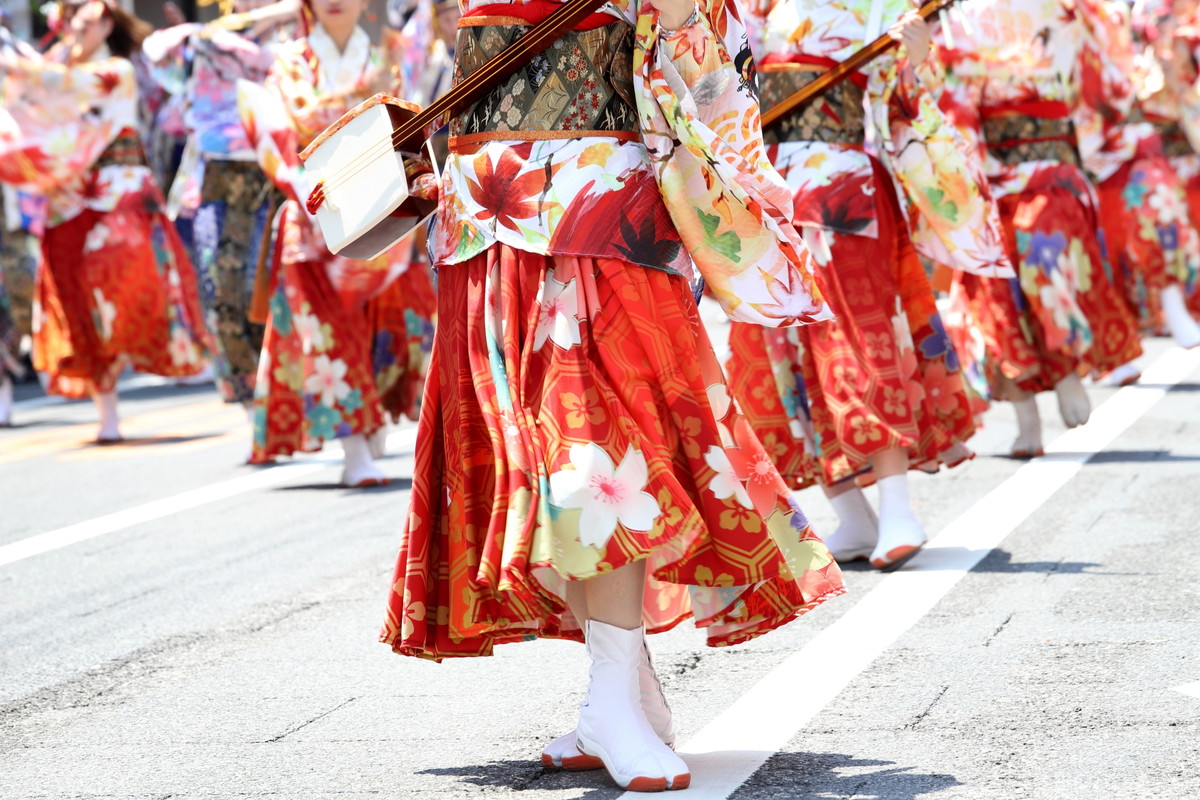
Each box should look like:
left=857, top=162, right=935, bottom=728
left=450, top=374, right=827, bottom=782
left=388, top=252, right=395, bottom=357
left=0, top=0, right=210, bottom=442
left=237, top=0, right=435, bottom=485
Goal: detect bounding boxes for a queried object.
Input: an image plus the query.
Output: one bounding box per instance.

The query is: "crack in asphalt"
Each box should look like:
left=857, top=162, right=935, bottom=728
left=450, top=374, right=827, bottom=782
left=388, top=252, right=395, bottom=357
left=984, top=613, right=1014, bottom=646
left=906, top=685, right=949, bottom=730
left=262, top=696, right=357, bottom=743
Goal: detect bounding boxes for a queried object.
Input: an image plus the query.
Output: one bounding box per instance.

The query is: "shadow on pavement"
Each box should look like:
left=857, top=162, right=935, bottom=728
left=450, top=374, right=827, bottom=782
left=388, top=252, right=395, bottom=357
left=417, top=759, right=620, bottom=796
left=971, top=549, right=1099, bottom=575
left=274, top=477, right=413, bottom=492
left=733, top=751, right=962, bottom=798
left=420, top=752, right=962, bottom=798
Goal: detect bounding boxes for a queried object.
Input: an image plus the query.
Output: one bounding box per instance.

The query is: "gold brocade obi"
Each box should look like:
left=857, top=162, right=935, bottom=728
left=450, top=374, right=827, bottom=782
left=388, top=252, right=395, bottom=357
left=981, top=113, right=1080, bottom=168
left=758, top=67, right=865, bottom=147
left=95, top=129, right=148, bottom=170
left=450, top=22, right=638, bottom=145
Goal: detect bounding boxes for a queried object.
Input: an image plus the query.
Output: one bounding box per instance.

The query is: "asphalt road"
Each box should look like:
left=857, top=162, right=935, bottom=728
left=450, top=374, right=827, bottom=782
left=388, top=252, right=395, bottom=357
left=2, top=336, right=1198, bottom=800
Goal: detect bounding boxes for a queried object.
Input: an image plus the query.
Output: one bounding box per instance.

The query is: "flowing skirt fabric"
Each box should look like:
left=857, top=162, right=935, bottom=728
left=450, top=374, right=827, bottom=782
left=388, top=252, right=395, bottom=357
left=36, top=206, right=209, bottom=398
left=957, top=181, right=1142, bottom=394
left=251, top=210, right=436, bottom=461
left=381, top=245, right=845, bottom=660
left=191, top=160, right=277, bottom=405
left=1097, top=148, right=1199, bottom=332
left=726, top=168, right=975, bottom=488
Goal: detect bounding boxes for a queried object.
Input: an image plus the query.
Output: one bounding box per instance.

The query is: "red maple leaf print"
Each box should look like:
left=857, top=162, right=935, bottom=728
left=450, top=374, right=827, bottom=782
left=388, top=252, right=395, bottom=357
left=465, top=149, right=547, bottom=233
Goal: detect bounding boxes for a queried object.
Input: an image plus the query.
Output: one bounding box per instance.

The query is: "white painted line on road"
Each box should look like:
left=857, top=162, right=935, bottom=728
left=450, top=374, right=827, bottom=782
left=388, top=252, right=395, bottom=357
left=630, top=345, right=1200, bottom=800
left=0, top=426, right=419, bottom=568
left=1172, top=682, right=1200, bottom=700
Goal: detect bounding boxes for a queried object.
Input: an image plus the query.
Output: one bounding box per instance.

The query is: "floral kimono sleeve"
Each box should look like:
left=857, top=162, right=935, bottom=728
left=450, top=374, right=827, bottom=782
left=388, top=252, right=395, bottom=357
left=865, top=46, right=1015, bottom=278
left=143, top=23, right=199, bottom=97
left=0, top=59, right=136, bottom=194
left=633, top=0, right=833, bottom=328
left=237, top=75, right=307, bottom=205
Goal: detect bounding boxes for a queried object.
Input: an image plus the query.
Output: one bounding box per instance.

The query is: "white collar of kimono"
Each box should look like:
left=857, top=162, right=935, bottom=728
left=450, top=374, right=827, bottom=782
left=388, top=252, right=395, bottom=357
left=308, top=24, right=371, bottom=93
left=85, top=44, right=113, bottom=63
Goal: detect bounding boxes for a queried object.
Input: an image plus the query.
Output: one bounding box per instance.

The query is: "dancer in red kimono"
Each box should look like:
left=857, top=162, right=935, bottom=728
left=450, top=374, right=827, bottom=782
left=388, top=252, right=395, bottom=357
left=0, top=0, right=210, bottom=442
left=1082, top=0, right=1200, bottom=366
left=375, top=0, right=845, bottom=789
left=1132, top=0, right=1200, bottom=332
left=726, top=0, right=1013, bottom=570
left=238, top=0, right=436, bottom=485
left=938, top=0, right=1145, bottom=459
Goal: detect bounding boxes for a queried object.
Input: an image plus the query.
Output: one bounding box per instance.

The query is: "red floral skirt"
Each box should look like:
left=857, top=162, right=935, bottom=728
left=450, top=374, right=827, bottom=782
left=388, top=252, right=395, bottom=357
left=1097, top=150, right=1199, bottom=331
left=381, top=245, right=844, bottom=660
left=36, top=206, right=209, bottom=398
left=957, top=183, right=1142, bottom=394
left=726, top=171, right=975, bottom=488
left=251, top=252, right=436, bottom=460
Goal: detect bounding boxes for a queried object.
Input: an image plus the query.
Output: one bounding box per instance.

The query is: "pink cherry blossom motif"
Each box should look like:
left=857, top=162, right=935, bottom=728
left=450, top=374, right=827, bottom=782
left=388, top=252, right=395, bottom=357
left=304, top=355, right=351, bottom=408
left=533, top=271, right=582, bottom=352
left=548, top=442, right=662, bottom=549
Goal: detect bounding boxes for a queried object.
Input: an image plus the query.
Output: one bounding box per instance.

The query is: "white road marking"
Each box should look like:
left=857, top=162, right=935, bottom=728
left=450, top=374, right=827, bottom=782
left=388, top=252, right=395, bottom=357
left=1172, top=682, right=1200, bottom=700
left=622, top=345, right=1200, bottom=800
left=0, top=426, right=418, bottom=568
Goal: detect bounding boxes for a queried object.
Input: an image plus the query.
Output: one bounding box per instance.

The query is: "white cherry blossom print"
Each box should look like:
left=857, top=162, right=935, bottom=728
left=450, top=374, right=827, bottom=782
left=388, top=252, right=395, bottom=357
left=304, top=355, right=351, bottom=407
left=548, top=442, right=661, bottom=549
left=84, top=223, right=111, bottom=254
left=533, top=271, right=582, bottom=353
left=292, top=309, right=327, bottom=355
left=703, top=445, right=753, bottom=509
left=167, top=326, right=200, bottom=366
left=92, top=289, right=116, bottom=341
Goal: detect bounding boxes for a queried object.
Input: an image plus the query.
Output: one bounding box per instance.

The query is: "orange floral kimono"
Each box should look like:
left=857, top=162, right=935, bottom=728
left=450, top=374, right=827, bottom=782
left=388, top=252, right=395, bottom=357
left=381, top=0, right=845, bottom=660
left=722, top=0, right=995, bottom=488
left=237, top=25, right=437, bottom=460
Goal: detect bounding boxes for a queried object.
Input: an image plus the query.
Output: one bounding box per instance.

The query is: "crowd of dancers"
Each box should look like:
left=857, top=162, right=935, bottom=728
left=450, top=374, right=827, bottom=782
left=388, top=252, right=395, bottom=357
left=2, top=0, right=1199, bottom=792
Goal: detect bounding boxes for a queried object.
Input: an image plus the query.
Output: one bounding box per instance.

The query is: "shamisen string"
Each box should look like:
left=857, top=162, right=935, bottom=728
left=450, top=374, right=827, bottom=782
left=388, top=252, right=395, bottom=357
left=305, top=0, right=609, bottom=215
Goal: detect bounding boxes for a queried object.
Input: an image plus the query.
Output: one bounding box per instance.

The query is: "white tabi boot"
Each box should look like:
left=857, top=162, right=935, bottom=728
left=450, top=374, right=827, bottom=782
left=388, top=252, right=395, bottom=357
left=93, top=390, right=122, bottom=443
left=1054, top=373, right=1091, bottom=429
left=1010, top=396, right=1044, bottom=459
left=575, top=621, right=690, bottom=791
left=820, top=486, right=878, bottom=562
left=542, top=632, right=677, bottom=771
left=368, top=425, right=389, bottom=460
left=870, top=474, right=926, bottom=572
left=1161, top=283, right=1200, bottom=349
left=340, top=433, right=389, bottom=487
left=1104, top=360, right=1142, bottom=388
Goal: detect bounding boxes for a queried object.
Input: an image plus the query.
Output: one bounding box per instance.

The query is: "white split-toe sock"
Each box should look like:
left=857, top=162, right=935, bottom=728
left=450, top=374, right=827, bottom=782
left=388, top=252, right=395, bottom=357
left=542, top=631, right=676, bottom=771
left=1162, top=283, right=1200, bottom=349
left=340, top=434, right=389, bottom=487
left=1104, top=360, right=1141, bottom=388
left=1054, top=373, right=1091, bottom=429
left=575, top=621, right=690, bottom=791
left=368, top=425, right=389, bottom=459
left=869, top=474, right=926, bottom=572
left=93, top=390, right=122, bottom=442
left=1010, top=396, right=1044, bottom=458
left=0, top=374, right=13, bottom=426
left=821, top=486, right=877, bottom=562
